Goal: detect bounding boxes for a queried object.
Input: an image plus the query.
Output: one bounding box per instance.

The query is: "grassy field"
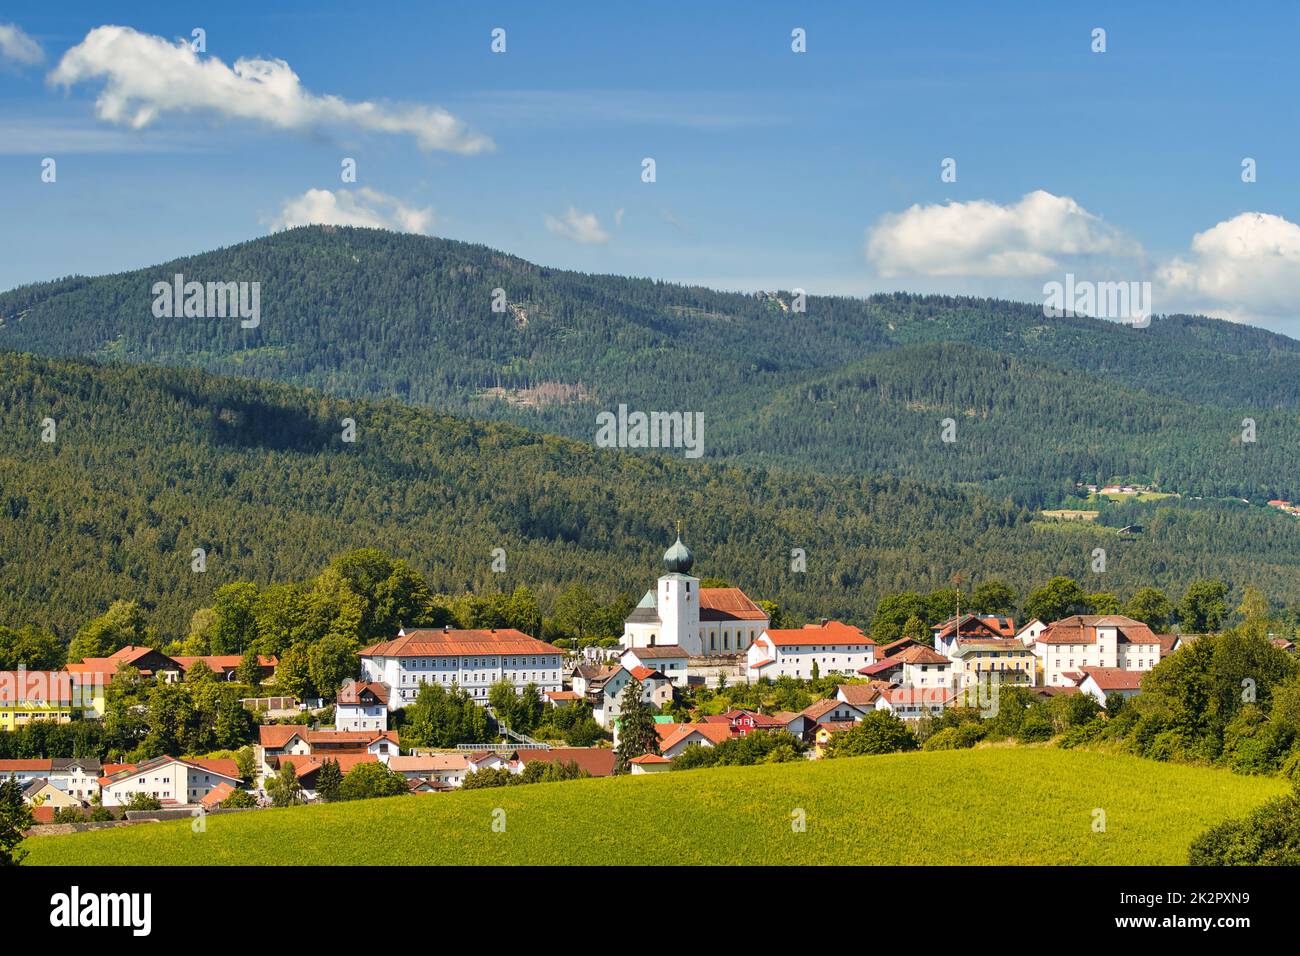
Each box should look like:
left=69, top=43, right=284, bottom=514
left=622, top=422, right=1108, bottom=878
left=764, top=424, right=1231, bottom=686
left=25, top=748, right=1288, bottom=866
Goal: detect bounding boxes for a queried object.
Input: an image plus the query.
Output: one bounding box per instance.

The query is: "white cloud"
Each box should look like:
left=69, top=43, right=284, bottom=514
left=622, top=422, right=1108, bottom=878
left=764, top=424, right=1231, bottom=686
left=865, top=190, right=1142, bottom=278
left=1156, top=212, right=1300, bottom=322
left=49, top=25, right=492, bottom=153
left=0, top=23, right=43, bottom=66
left=545, top=206, right=610, bottom=244
left=271, top=188, right=434, bottom=234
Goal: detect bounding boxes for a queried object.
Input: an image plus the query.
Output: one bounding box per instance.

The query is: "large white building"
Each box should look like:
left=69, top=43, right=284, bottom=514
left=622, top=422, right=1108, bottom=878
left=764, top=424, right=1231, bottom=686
left=1031, top=615, right=1165, bottom=687
left=622, top=537, right=769, bottom=657
left=747, top=620, right=877, bottom=680
left=99, top=755, right=242, bottom=808
left=359, top=626, right=564, bottom=708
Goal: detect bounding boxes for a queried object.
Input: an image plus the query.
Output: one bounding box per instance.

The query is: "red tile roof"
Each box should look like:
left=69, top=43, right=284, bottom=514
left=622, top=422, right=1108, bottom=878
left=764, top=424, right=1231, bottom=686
left=359, top=628, right=561, bottom=658
left=760, top=620, right=875, bottom=647
left=628, top=665, right=664, bottom=682
left=200, top=781, right=236, bottom=808
left=894, top=645, right=951, bottom=666
left=1034, top=615, right=1159, bottom=646
left=517, top=747, right=617, bottom=777
left=836, top=682, right=887, bottom=707
left=337, top=680, right=390, bottom=706
left=1079, top=667, right=1145, bottom=691
left=258, top=724, right=310, bottom=748
left=659, top=722, right=732, bottom=750
left=629, top=754, right=672, bottom=764
left=801, top=698, right=863, bottom=721
left=0, top=759, right=53, bottom=773
left=0, top=671, right=74, bottom=705
left=698, top=587, right=769, bottom=622
left=277, top=753, right=377, bottom=779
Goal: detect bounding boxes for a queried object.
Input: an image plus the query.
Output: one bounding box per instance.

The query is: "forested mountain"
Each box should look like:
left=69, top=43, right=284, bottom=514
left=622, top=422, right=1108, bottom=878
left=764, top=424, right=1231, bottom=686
left=4, top=226, right=1300, bottom=505
left=6, top=352, right=1300, bottom=641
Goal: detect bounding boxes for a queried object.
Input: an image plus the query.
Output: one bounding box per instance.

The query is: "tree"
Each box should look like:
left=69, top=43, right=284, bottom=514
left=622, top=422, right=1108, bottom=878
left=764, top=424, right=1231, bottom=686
left=1086, top=592, right=1122, bottom=615
left=219, top=788, right=258, bottom=809
left=614, top=677, right=660, bottom=773
left=236, top=645, right=264, bottom=686
left=234, top=745, right=257, bottom=784
left=0, top=624, right=64, bottom=670
left=124, top=792, right=163, bottom=811
left=824, top=712, right=917, bottom=757
left=1179, top=580, right=1229, bottom=634
left=267, top=762, right=304, bottom=807
left=488, top=679, right=520, bottom=730
left=551, top=585, right=602, bottom=643
left=901, top=615, right=929, bottom=642
left=1124, top=587, right=1174, bottom=630
left=338, top=761, right=409, bottom=800
left=315, top=758, right=344, bottom=802
left=307, top=633, right=358, bottom=701
left=1023, top=577, right=1088, bottom=623
left=67, top=600, right=149, bottom=662
left=208, top=582, right=260, bottom=654
left=870, top=592, right=930, bottom=645
left=184, top=659, right=216, bottom=683
left=0, top=778, right=33, bottom=866
left=969, top=580, right=1017, bottom=614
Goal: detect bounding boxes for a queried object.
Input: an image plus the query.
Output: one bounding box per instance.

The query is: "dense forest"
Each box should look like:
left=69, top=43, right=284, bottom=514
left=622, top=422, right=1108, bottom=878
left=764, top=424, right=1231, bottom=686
left=4, top=226, right=1300, bottom=505
left=6, top=352, right=1300, bottom=643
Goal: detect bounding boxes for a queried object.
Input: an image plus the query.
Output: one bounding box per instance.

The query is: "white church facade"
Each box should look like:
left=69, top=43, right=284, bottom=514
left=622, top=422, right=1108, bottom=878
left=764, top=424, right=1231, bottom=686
left=622, top=536, right=769, bottom=657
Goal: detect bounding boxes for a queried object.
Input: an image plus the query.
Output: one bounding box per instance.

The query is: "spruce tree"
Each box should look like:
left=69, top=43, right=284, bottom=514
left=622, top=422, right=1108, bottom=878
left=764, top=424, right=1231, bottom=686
left=614, top=677, right=660, bottom=773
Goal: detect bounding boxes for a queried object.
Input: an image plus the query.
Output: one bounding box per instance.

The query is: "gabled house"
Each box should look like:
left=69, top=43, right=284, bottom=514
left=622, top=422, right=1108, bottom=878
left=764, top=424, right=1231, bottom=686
left=875, top=686, right=956, bottom=720
left=932, top=614, right=1017, bottom=656
left=801, top=697, right=868, bottom=726
left=99, top=756, right=242, bottom=807
left=656, top=722, right=733, bottom=759
left=1077, top=667, right=1145, bottom=705
left=619, top=646, right=691, bottom=687
left=747, top=620, right=877, bottom=680
left=22, top=779, right=81, bottom=809
left=274, top=753, right=378, bottom=801
left=1031, top=615, right=1163, bottom=687
left=334, top=679, right=390, bottom=732
left=894, top=645, right=955, bottom=689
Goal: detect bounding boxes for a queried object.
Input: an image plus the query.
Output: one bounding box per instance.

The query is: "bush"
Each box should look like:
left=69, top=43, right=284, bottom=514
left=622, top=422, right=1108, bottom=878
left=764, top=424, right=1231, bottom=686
left=338, top=762, right=409, bottom=801
left=1189, top=791, right=1300, bottom=865
left=1016, top=712, right=1054, bottom=743
left=923, top=723, right=985, bottom=751
left=825, top=712, right=917, bottom=758
left=123, top=793, right=162, bottom=811
left=219, top=788, right=259, bottom=809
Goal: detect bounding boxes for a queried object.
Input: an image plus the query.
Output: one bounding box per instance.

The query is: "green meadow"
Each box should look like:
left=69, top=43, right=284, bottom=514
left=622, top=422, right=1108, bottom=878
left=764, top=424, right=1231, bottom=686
left=25, top=748, right=1287, bottom=866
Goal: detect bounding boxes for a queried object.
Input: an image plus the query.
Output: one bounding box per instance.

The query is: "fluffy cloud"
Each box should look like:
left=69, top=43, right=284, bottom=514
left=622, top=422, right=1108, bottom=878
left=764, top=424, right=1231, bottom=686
left=271, top=188, right=434, bottom=234
left=49, top=25, right=492, bottom=153
left=0, top=23, right=43, bottom=66
left=1156, top=212, right=1300, bottom=322
left=865, top=190, right=1141, bottom=277
left=545, top=206, right=610, bottom=244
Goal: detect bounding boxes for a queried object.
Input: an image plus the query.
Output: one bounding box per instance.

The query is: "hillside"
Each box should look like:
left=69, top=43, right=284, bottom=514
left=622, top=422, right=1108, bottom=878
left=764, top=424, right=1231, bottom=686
left=23, top=748, right=1290, bottom=866
left=5, top=227, right=1300, bottom=505
left=10, top=352, right=1300, bottom=637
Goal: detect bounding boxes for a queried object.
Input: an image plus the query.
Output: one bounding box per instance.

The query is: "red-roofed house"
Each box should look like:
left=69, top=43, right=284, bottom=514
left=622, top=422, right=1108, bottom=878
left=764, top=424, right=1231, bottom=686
left=359, top=626, right=564, bottom=708
left=629, top=754, right=673, bottom=774
left=1030, top=616, right=1163, bottom=687
left=747, top=620, right=876, bottom=679
left=1077, top=667, right=1145, bottom=705
left=100, top=755, right=243, bottom=807
left=334, top=679, right=390, bottom=732
left=657, top=721, right=733, bottom=759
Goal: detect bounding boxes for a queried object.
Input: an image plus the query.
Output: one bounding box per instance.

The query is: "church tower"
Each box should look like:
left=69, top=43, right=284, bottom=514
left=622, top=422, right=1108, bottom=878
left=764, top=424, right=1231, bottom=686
left=658, top=535, right=701, bottom=655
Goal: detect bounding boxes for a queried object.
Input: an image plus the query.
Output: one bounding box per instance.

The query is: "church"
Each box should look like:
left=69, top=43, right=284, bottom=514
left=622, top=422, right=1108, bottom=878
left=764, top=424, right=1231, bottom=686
left=622, top=536, right=769, bottom=657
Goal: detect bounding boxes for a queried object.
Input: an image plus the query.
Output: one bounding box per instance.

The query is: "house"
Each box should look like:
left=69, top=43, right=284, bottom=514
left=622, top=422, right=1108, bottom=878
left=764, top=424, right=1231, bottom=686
left=274, top=753, right=378, bottom=801
left=0, top=759, right=54, bottom=786
left=22, top=779, right=81, bottom=809
left=932, top=614, right=1017, bottom=655
left=812, top=721, right=858, bottom=757
left=836, top=682, right=890, bottom=710
left=771, top=711, right=816, bottom=739
left=171, top=654, right=278, bottom=683
left=516, top=747, right=617, bottom=778
left=586, top=665, right=673, bottom=729
left=801, top=697, right=868, bottom=726
left=389, top=754, right=472, bottom=788
left=70, top=645, right=184, bottom=682
left=334, top=679, right=390, bottom=732
left=710, top=709, right=789, bottom=736
left=858, top=656, right=905, bottom=681
left=1159, top=634, right=1182, bottom=658
left=620, top=646, right=691, bottom=687
left=1016, top=619, right=1048, bottom=646
left=359, top=626, right=564, bottom=708
left=629, top=754, right=673, bottom=774
left=256, top=724, right=399, bottom=780
left=1031, top=616, right=1163, bottom=687
left=894, top=645, right=955, bottom=689
left=621, top=536, right=769, bottom=657
left=656, top=722, right=733, bottom=759
left=875, top=686, right=956, bottom=720
left=945, top=638, right=1036, bottom=688
left=49, top=757, right=103, bottom=801
left=99, top=756, right=242, bottom=807
left=199, top=781, right=238, bottom=809
left=877, top=637, right=925, bottom=658
left=543, top=690, right=582, bottom=708
left=0, top=670, right=76, bottom=729
left=747, top=620, right=877, bottom=680
left=1077, top=667, right=1145, bottom=705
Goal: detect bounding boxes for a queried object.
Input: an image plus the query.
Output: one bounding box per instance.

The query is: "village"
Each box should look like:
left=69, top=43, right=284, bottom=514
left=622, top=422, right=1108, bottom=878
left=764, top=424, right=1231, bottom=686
left=0, top=534, right=1231, bottom=828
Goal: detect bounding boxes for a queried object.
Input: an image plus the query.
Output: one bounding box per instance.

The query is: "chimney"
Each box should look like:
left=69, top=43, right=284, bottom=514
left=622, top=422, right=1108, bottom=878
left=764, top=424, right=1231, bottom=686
left=819, top=618, right=829, bottom=627
left=444, top=624, right=450, bottom=633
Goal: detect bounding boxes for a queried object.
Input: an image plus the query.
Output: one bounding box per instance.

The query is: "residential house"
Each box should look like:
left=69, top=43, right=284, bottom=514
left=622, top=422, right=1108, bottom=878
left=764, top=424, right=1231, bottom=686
left=1031, top=616, right=1163, bottom=687
left=334, top=679, right=390, bottom=732
left=99, top=756, right=242, bottom=807
left=894, top=645, right=955, bottom=689
left=274, top=752, right=378, bottom=801
left=49, top=757, right=103, bottom=802
left=946, top=638, right=1035, bottom=689
left=171, top=654, right=278, bottom=683
left=629, top=754, right=673, bottom=774
left=0, top=759, right=54, bottom=787
left=836, top=682, right=890, bottom=710
left=1077, top=667, right=1145, bottom=706
left=875, top=686, right=956, bottom=720
left=801, top=698, right=868, bottom=726
left=931, top=614, right=1017, bottom=656
left=516, top=747, right=617, bottom=778
left=388, top=754, right=471, bottom=788
left=747, top=620, right=877, bottom=680
left=656, top=722, right=733, bottom=759
left=585, top=665, right=673, bottom=729
left=22, top=779, right=81, bottom=809
left=256, top=724, right=399, bottom=780
left=359, top=626, right=564, bottom=708
left=620, top=646, right=691, bottom=687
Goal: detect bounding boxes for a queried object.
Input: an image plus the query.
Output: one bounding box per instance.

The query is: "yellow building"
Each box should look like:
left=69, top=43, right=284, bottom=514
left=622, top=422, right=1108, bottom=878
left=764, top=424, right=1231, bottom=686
left=0, top=670, right=76, bottom=730
left=947, top=639, right=1036, bottom=689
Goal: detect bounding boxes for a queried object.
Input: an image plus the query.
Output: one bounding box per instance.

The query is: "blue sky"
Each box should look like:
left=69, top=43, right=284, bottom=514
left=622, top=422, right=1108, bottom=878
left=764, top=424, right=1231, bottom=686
left=2, top=1, right=1298, bottom=329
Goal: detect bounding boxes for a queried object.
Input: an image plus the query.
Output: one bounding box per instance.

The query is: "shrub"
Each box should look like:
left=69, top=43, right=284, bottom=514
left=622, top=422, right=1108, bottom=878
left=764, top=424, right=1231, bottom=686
left=1016, top=712, right=1054, bottom=743
left=825, top=712, right=917, bottom=758
left=1189, top=791, right=1300, bottom=865
left=923, top=723, right=985, bottom=751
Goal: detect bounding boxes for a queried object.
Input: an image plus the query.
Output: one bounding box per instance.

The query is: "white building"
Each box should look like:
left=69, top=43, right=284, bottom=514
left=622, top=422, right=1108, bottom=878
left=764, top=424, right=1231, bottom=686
left=622, top=537, right=769, bottom=657
left=747, top=621, right=877, bottom=680
left=359, top=626, right=564, bottom=708
left=583, top=665, right=674, bottom=729
left=49, top=757, right=103, bottom=802
left=1076, top=667, right=1145, bottom=706
left=100, top=756, right=242, bottom=807
left=1031, top=615, right=1164, bottom=687
left=620, top=646, right=690, bottom=687
left=335, top=679, right=389, bottom=732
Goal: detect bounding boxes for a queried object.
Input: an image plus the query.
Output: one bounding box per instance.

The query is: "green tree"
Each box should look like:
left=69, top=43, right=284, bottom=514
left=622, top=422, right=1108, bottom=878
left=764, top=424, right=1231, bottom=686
left=338, top=761, right=409, bottom=800
left=1178, top=580, right=1229, bottom=634
left=124, top=792, right=163, bottom=811
left=969, top=580, right=1017, bottom=614
left=218, top=788, right=258, bottom=809
left=267, top=761, right=304, bottom=807
left=1124, top=587, right=1174, bottom=630
left=0, top=624, right=65, bottom=670
left=1023, top=577, right=1088, bottom=623
left=614, top=677, right=660, bottom=773
left=551, top=585, right=602, bottom=643
left=315, top=758, right=344, bottom=802
left=208, top=582, right=260, bottom=654
left=0, top=778, right=33, bottom=865
left=1086, top=592, right=1122, bottom=615
left=825, top=712, right=917, bottom=757
left=67, top=600, right=149, bottom=662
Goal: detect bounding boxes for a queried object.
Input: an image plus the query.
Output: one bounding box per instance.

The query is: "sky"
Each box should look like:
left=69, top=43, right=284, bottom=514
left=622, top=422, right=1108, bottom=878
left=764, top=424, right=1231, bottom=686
left=1, top=1, right=1298, bottom=330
